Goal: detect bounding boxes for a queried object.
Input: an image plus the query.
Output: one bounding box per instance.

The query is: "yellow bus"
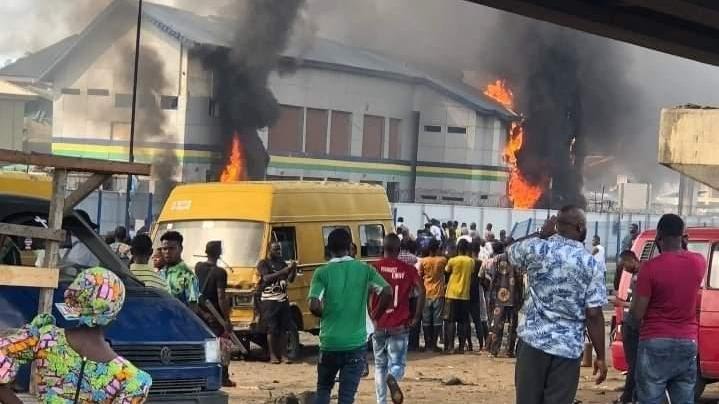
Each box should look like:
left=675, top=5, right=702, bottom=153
left=155, top=181, right=393, bottom=355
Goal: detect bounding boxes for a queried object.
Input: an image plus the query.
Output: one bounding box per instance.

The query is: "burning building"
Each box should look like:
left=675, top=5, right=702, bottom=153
left=0, top=0, right=516, bottom=208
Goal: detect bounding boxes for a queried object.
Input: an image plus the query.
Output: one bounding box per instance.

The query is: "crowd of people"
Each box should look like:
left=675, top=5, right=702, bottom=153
left=0, top=209, right=706, bottom=404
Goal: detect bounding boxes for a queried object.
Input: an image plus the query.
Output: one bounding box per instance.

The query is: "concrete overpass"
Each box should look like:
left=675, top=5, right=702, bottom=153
left=467, top=1, right=719, bottom=68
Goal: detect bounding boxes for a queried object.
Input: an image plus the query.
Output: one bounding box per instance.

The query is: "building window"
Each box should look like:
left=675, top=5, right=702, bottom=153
left=388, top=118, right=401, bottom=159
left=305, top=108, right=328, bottom=155
left=442, top=196, right=465, bottom=202
left=268, top=105, right=303, bottom=153
left=160, top=96, right=179, bottom=110
left=448, top=126, right=467, bottom=134
left=115, top=94, right=132, bottom=108
left=61, top=88, right=81, bottom=95
left=386, top=182, right=400, bottom=203
left=360, top=224, right=385, bottom=257
left=424, top=125, right=441, bottom=133
left=330, top=111, right=351, bottom=157
left=87, top=89, right=109, bottom=96
left=362, top=115, right=384, bottom=159
left=420, top=195, right=438, bottom=200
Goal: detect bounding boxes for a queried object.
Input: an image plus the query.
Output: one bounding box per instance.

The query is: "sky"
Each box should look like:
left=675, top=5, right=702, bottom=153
left=1, top=0, right=718, bottom=194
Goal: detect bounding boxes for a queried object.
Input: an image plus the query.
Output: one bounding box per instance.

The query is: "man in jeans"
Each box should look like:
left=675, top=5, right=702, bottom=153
left=631, top=214, right=705, bottom=403
left=372, top=234, right=426, bottom=404
left=309, top=229, right=392, bottom=404
left=509, top=206, right=608, bottom=404
left=418, top=239, right=446, bottom=352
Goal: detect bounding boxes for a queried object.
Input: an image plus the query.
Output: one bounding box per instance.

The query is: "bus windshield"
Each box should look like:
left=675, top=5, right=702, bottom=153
left=156, top=220, right=265, bottom=268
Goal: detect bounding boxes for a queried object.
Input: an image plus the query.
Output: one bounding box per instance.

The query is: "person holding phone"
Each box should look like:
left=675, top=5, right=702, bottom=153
left=257, top=242, right=297, bottom=364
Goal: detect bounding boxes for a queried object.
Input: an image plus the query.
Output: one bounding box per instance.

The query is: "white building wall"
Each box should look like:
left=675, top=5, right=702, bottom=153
left=0, top=98, right=27, bottom=151
left=51, top=18, right=183, bottom=156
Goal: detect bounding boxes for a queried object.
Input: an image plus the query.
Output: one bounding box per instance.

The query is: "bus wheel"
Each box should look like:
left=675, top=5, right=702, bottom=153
left=287, top=319, right=301, bottom=360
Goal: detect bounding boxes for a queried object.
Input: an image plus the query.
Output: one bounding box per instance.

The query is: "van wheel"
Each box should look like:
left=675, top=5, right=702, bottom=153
left=287, top=319, right=301, bottom=360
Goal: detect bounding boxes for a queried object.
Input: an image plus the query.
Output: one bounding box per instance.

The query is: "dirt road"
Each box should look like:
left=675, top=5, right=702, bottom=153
left=226, top=348, right=627, bottom=403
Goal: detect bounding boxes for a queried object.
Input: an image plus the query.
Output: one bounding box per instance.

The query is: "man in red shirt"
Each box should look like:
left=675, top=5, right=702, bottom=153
left=371, top=233, right=426, bottom=404
left=630, top=214, right=706, bottom=403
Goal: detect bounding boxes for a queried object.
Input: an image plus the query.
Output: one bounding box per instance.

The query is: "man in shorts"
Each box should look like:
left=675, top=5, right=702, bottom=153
left=257, top=242, right=297, bottom=364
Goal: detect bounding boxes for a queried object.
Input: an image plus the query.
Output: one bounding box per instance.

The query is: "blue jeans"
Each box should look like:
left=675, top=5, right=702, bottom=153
left=422, top=298, right=444, bottom=326
left=315, top=347, right=367, bottom=404
left=373, top=330, right=409, bottom=404
left=635, top=338, right=697, bottom=404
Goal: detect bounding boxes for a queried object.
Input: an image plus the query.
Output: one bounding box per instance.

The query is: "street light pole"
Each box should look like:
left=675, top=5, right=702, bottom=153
left=125, top=0, right=143, bottom=231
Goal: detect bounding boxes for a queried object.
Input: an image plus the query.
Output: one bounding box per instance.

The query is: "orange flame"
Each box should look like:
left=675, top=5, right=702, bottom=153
left=220, top=133, right=247, bottom=183
left=484, top=80, right=544, bottom=209
left=484, top=79, right=515, bottom=111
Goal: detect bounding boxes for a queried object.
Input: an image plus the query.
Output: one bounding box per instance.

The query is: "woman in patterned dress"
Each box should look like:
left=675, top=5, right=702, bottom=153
left=0, top=267, right=151, bottom=403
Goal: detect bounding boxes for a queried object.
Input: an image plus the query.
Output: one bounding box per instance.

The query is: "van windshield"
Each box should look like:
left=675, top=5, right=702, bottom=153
left=156, top=221, right=264, bottom=268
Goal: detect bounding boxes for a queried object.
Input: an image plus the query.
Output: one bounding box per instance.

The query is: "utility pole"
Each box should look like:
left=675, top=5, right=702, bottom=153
left=125, top=0, right=143, bottom=231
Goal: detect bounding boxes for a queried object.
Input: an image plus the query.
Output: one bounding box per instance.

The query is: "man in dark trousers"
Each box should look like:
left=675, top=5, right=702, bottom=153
left=309, top=229, right=392, bottom=404
left=257, top=242, right=297, bottom=364
left=509, top=206, right=608, bottom=404
left=631, top=214, right=705, bottom=403
left=486, top=242, right=522, bottom=358
left=195, top=241, right=235, bottom=387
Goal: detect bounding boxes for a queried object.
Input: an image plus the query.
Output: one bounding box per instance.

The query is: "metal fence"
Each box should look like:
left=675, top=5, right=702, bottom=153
left=392, top=202, right=719, bottom=261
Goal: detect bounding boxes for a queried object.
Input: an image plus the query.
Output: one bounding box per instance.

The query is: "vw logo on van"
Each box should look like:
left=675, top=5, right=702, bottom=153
left=160, top=346, right=173, bottom=365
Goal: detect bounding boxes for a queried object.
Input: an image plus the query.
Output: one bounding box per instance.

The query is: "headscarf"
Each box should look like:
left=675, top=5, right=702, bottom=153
left=63, top=267, right=126, bottom=327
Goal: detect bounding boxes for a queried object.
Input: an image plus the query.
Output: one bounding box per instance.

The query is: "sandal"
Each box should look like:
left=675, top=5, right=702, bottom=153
left=386, top=374, right=404, bottom=404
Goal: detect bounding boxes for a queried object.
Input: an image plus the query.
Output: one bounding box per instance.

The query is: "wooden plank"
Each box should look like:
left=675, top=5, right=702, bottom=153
left=0, top=149, right=151, bottom=176
left=0, top=223, right=66, bottom=242
left=0, top=265, right=59, bottom=288
left=63, top=173, right=111, bottom=214
left=38, top=169, right=66, bottom=315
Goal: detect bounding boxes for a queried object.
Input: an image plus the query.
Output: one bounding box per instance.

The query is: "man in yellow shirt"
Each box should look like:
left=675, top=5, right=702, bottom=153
left=443, top=239, right=475, bottom=354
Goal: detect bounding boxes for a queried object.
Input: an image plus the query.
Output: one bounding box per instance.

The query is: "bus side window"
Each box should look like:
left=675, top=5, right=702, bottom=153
left=360, top=224, right=385, bottom=258
left=709, top=243, right=719, bottom=289
left=322, top=225, right=351, bottom=260
left=271, top=227, right=297, bottom=261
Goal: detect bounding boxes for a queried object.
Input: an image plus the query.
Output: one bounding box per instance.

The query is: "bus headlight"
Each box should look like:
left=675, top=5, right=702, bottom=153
left=204, top=338, right=221, bottom=363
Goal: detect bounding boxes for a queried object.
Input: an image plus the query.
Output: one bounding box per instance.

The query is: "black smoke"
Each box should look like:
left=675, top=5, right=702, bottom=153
left=481, top=18, right=636, bottom=209
left=119, top=41, right=178, bottom=203
left=198, top=0, right=305, bottom=180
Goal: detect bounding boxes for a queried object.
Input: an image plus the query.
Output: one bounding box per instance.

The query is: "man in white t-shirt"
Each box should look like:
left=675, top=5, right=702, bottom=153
left=430, top=220, right=443, bottom=242
left=592, top=235, right=606, bottom=266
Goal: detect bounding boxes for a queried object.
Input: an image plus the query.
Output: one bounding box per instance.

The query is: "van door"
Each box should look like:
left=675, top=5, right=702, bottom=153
left=700, top=243, right=719, bottom=378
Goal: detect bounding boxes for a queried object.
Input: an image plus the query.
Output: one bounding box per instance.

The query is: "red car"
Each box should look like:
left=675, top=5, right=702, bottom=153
left=611, top=227, right=719, bottom=398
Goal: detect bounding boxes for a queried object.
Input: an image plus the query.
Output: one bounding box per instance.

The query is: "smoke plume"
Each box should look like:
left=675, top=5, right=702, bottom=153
left=198, top=0, right=305, bottom=180
left=477, top=18, right=637, bottom=209
left=119, top=41, right=177, bottom=203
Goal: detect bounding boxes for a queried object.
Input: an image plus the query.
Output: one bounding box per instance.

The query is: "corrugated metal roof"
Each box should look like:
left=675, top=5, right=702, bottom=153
left=0, top=1, right=514, bottom=119
left=142, top=2, right=515, bottom=119
left=0, top=35, right=79, bottom=81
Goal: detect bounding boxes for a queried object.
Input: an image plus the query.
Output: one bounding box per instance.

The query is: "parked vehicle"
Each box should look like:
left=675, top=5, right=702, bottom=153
left=611, top=227, right=718, bottom=399
left=155, top=181, right=393, bottom=357
left=0, top=172, right=228, bottom=404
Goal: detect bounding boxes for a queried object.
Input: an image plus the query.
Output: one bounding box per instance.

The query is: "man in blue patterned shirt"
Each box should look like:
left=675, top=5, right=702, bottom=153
left=509, top=205, right=608, bottom=404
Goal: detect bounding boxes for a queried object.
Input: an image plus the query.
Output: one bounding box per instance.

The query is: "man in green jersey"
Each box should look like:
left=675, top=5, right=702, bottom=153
left=309, top=229, right=392, bottom=404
